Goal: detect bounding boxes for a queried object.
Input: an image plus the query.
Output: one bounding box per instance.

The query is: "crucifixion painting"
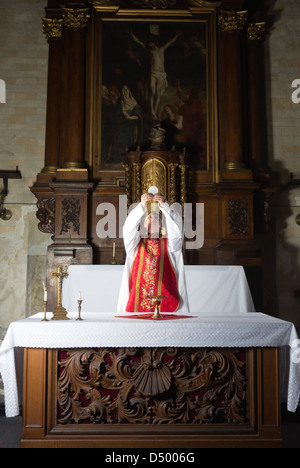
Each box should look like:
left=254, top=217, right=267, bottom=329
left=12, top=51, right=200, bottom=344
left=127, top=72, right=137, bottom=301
left=100, top=21, right=207, bottom=171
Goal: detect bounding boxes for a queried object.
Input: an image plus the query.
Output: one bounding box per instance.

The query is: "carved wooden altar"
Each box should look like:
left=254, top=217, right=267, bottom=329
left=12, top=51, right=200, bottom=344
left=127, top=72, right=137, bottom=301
left=21, top=346, right=282, bottom=448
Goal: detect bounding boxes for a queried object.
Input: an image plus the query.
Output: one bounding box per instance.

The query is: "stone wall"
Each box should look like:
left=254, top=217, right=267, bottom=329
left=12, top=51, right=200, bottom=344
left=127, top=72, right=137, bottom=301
left=0, top=0, right=51, bottom=339
left=264, top=0, right=300, bottom=329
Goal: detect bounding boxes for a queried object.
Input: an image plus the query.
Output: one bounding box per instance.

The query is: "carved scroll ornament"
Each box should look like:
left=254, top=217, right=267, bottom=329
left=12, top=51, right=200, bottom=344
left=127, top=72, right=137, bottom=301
left=57, top=347, right=247, bottom=425
left=36, top=198, right=55, bottom=235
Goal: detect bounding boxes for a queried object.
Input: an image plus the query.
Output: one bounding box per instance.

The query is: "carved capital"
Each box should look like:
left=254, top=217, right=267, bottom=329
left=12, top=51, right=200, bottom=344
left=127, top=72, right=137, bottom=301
left=218, top=10, right=247, bottom=33
left=62, top=8, right=91, bottom=31
left=42, top=18, right=63, bottom=41
left=247, top=22, right=266, bottom=41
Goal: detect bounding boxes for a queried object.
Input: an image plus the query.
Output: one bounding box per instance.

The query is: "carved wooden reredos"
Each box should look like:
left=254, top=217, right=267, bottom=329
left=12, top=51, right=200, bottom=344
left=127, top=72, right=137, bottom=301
left=30, top=0, right=273, bottom=311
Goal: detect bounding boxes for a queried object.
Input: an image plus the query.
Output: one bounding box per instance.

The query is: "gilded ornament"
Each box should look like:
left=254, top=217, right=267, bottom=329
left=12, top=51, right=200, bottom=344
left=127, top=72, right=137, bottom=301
left=141, top=159, right=166, bottom=200
left=62, top=8, right=91, bottom=31
left=42, top=18, right=63, bottom=40
left=218, top=10, right=247, bottom=32
left=247, top=22, right=266, bottom=41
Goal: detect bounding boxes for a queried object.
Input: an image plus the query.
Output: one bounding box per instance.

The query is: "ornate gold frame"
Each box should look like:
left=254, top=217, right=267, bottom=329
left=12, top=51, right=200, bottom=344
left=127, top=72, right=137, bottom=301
left=88, top=3, right=219, bottom=187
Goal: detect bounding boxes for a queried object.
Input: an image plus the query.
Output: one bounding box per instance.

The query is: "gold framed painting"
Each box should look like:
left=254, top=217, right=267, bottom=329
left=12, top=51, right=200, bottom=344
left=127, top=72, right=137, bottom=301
left=88, top=4, right=218, bottom=186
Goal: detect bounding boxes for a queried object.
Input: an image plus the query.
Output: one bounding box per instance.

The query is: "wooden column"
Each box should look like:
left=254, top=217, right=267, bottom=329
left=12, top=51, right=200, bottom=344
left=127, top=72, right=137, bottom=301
left=61, top=8, right=90, bottom=169
left=247, top=22, right=270, bottom=182
left=218, top=10, right=251, bottom=180
left=33, top=18, right=63, bottom=181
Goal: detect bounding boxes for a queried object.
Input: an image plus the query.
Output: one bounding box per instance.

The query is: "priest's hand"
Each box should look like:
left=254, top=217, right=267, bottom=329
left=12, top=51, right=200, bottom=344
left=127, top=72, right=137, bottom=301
left=141, top=193, right=153, bottom=207
left=153, top=193, right=166, bottom=206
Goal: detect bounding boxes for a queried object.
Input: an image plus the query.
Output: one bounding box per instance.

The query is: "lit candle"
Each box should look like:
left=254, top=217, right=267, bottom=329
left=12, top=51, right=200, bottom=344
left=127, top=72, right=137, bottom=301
left=78, top=290, right=82, bottom=301
left=44, top=288, right=47, bottom=302
left=113, top=242, right=115, bottom=257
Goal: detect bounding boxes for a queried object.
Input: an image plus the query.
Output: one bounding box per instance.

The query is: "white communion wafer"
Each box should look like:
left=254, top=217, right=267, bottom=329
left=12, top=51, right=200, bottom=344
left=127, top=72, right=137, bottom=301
left=148, top=186, right=159, bottom=195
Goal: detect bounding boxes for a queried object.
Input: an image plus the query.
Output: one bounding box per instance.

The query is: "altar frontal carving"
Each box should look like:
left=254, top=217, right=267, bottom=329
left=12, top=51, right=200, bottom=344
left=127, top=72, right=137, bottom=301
left=57, top=347, right=247, bottom=425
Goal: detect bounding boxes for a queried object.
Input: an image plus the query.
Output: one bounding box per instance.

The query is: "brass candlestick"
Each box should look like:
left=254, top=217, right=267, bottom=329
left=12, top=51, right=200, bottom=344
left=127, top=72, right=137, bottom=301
left=41, top=300, right=48, bottom=322
left=76, top=299, right=83, bottom=321
left=51, top=265, right=69, bottom=320
left=147, top=295, right=168, bottom=320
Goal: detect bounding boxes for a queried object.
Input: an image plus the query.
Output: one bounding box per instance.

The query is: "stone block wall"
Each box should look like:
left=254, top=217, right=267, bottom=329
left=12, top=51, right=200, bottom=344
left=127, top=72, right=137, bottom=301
left=0, top=0, right=51, bottom=339
left=264, top=0, right=300, bottom=330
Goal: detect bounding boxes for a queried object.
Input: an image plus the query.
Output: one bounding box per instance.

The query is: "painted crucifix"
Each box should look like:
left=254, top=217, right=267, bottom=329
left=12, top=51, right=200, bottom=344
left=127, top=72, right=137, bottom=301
left=130, top=29, right=180, bottom=121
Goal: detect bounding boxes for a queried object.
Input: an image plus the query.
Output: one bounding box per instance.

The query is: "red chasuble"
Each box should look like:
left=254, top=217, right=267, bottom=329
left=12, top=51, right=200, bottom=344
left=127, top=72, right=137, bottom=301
left=126, top=237, right=180, bottom=313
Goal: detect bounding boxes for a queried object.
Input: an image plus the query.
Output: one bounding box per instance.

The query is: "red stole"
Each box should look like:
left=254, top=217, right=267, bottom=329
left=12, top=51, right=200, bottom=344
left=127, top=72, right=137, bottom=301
left=126, top=237, right=180, bottom=313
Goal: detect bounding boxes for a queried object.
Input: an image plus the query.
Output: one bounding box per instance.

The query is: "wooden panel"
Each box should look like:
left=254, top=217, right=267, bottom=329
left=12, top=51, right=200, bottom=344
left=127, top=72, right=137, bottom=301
left=258, top=347, right=281, bottom=428
left=22, top=348, right=47, bottom=440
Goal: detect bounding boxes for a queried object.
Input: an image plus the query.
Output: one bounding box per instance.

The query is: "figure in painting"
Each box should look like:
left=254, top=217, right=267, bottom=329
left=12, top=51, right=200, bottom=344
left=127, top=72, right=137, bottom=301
left=103, top=85, right=144, bottom=163
left=130, top=30, right=180, bottom=121
left=176, top=82, right=206, bottom=167
left=160, top=104, right=183, bottom=150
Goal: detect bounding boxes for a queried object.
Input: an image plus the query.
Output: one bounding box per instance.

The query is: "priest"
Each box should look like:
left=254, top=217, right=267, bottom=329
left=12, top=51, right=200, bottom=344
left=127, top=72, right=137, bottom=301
left=117, top=192, right=190, bottom=314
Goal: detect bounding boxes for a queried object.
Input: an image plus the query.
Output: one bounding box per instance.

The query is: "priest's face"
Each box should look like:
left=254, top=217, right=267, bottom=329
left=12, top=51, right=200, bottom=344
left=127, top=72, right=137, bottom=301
left=144, top=213, right=161, bottom=237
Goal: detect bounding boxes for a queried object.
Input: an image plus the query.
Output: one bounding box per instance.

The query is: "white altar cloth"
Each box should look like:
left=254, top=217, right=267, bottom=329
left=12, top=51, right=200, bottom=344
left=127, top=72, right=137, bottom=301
left=62, top=265, right=255, bottom=314
left=0, top=312, right=299, bottom=417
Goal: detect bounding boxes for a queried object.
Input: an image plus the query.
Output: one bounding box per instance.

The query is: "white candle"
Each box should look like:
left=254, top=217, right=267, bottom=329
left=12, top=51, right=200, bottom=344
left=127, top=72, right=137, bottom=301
left=78, top=290, right=82, bottom=301
left=44, top=288, right=47, bottom=302
left=113, top=242, right=115, bottom=257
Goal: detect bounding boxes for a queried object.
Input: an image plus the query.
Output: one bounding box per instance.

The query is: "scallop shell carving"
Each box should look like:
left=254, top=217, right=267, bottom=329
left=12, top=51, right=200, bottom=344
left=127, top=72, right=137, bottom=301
left=133, top=360, right=171, bottom=396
